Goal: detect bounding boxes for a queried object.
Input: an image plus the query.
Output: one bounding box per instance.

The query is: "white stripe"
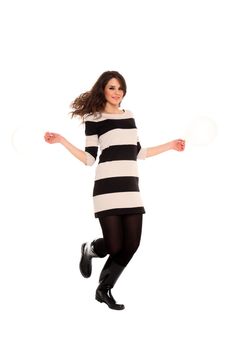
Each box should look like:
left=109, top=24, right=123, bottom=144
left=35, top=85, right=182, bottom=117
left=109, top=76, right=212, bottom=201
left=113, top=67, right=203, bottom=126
left=95, top=160, right=139, bottom=180
left=93, top=192, right=144, bottom=213
left=99, top=129, right=137, bottom=151
left=86, top=134, right=98, bottom=147
left=85, top=110, right=133, bottom=122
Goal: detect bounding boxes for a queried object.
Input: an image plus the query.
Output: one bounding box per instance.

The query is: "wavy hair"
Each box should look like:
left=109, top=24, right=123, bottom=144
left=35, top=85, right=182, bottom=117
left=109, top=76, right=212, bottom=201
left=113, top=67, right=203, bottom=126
left=70, top=71, right=127, bottom=120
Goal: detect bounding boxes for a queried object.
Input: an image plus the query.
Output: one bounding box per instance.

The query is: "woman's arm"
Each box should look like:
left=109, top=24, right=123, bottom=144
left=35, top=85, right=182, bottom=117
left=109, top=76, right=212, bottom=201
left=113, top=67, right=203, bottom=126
left=44, top=132, right=87, bottom=165
left=146, top=139, right=185, bottom=158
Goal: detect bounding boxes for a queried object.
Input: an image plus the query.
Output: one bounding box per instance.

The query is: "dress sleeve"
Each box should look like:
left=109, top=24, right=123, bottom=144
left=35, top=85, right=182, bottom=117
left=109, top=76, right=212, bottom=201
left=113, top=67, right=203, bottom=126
left=85, top=120, right=99, bottom=166
left=137, top=136, right=147, bottom=160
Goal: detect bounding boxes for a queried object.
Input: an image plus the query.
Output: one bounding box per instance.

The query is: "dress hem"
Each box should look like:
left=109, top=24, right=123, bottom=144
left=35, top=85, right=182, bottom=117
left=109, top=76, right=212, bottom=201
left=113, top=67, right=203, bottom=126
left=94, top=207, right=146, bottom=218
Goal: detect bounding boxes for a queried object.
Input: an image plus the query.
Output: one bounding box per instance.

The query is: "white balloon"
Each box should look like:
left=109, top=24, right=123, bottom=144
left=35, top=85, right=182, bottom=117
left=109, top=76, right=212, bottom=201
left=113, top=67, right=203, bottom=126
left=185, top=116, right=218, bottom=146
left=11, top=124, right=46, bottom=155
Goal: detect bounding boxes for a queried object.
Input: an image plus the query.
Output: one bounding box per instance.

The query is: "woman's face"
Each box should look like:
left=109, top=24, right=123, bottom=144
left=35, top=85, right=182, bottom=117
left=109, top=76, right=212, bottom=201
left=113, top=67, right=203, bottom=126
left=104, top=78, right=124, bottom=107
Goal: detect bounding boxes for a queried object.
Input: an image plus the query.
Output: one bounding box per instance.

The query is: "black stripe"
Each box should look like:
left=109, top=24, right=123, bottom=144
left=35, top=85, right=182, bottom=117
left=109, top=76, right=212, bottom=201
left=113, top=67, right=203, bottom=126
left=97, top=118, right=136, bottom=137
left=85, top=121, right=99, bottom=136
left=93, top=176, right=139, bottom=196
left=85, top=146, right=98, bottom=159
left=137, top=141, right=141, bottom=154
left=85, top=118, right=136, bottom=137
left=99, top=145, right=138, bottom=163
left=95, top=207, right=146, bottom=218
left=86, top=118, right=138, bottom=137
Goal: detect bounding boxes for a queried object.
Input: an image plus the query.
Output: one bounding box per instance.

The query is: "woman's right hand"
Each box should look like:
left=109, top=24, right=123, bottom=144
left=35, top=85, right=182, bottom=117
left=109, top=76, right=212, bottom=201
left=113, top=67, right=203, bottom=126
left=44, top=132, right=63, bottom=144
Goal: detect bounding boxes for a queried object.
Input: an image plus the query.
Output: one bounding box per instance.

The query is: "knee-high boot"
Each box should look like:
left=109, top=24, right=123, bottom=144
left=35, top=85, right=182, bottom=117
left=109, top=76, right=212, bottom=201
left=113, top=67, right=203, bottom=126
left=95, top=257, right=125, bottom=310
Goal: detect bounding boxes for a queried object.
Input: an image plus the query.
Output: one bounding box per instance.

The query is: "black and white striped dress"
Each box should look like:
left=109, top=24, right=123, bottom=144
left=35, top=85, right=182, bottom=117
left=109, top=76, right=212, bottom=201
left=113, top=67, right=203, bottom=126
left=84, top=110, right=147, bottom=218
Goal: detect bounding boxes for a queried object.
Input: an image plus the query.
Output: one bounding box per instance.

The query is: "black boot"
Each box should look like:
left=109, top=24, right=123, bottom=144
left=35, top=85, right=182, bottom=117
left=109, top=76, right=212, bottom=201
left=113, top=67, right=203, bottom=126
left=79, top=241, right=97, bottom=278
left=95, top=257, right=125, bottom=310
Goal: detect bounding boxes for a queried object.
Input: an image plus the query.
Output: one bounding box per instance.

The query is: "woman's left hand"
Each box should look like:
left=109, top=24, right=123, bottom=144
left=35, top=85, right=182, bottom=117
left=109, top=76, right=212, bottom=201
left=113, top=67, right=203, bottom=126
left=171, top=139, right=185, bottom=151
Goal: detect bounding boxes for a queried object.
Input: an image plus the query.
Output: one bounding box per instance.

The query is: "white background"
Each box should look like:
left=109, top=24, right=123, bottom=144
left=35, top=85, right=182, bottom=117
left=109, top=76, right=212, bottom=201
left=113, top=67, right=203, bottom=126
left=1, top=0, right=232, bottom=349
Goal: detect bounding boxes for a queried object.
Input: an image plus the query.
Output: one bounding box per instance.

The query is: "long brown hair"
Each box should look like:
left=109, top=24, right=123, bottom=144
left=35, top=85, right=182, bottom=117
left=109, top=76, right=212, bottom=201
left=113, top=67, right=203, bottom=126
left=70, top=71, right=127, bottom=120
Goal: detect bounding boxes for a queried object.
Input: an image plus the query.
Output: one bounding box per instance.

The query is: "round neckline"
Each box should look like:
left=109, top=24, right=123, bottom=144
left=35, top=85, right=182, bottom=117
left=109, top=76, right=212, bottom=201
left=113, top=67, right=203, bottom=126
left=101, top=109, right=125, bottom=116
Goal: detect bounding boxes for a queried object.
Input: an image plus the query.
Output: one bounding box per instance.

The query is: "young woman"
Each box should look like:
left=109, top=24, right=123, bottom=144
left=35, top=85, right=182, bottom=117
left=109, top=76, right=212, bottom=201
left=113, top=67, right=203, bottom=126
left=44, top=71, right=185, bottom=311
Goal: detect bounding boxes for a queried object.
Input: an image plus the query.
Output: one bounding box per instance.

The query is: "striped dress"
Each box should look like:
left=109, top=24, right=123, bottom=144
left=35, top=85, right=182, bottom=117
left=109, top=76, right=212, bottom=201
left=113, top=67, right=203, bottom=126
left=84, top=110, right=147, bottom=218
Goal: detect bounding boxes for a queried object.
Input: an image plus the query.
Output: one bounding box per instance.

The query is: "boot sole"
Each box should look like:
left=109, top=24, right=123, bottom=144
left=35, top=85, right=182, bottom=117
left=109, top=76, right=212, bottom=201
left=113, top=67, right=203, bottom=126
left=95, top=294, right=125, bottom=310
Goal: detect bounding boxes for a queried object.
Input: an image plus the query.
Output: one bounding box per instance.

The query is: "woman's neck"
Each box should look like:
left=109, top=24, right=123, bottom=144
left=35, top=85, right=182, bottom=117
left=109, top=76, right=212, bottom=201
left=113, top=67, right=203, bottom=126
left=102, top=104, right=123, bottom=114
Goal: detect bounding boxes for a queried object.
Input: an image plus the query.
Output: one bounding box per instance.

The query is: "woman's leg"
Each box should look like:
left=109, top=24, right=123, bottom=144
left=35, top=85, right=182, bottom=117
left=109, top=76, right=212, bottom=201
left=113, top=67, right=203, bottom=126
left=81, top=213, right=142, bottom=270
left=99, top=214, right=143, bottom=266
left=92, top=238, right=107, bottom=257
left=95, top=214, right=143, bottom=310
left=96, top=215, right=125, bottom=309
left=98, top=215, right=124, bottom=262
left=79, top=215, right=123, bottom=278
left=120, top=213, right=143, bottom=266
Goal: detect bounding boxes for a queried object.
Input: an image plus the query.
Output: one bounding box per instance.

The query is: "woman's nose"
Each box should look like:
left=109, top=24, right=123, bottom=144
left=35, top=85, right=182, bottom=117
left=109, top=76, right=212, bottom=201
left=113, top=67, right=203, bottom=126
left=115, top=90, right=122, bottom=96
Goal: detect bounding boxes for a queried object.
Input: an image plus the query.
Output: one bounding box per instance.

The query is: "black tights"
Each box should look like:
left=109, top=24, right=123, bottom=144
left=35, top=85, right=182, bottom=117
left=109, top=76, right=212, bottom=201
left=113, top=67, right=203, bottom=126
left=93, top=214, right=143, bottom=267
